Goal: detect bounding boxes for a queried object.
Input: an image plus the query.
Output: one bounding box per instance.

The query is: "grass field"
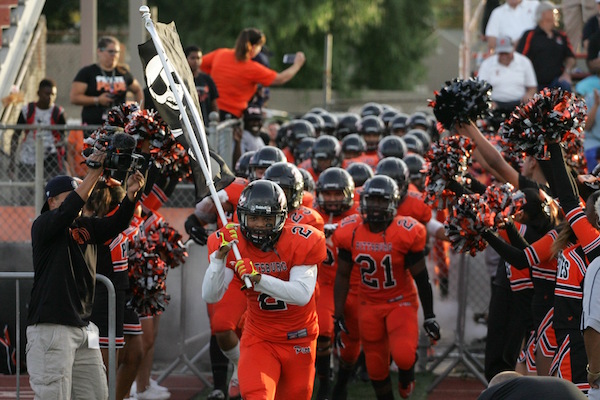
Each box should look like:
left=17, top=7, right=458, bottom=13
left=192, top=371, right=436, bottom=400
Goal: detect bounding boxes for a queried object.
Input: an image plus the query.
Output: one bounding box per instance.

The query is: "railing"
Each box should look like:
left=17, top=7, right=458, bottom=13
left=0, top=272, right=116, bottom=400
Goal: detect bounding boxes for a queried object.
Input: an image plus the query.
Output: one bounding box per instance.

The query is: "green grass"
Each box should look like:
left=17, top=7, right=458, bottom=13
left=192, top=371, right=435, bottom=400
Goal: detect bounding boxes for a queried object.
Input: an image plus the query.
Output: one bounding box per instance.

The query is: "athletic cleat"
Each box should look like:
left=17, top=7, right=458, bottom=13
left=207, top=389, right=226, bottom=400
left=399, top=380, right=415, bottom=399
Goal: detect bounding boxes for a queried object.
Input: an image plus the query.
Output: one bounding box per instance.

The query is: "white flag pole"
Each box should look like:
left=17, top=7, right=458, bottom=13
left=139, top=5, right=251, bottom=288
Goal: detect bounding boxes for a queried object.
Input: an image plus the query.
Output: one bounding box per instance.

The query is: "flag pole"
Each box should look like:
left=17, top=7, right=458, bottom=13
left=139, top=5, right=251, bottom=288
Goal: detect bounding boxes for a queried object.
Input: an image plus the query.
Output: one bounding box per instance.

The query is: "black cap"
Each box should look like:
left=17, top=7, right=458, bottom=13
left=41, top=175, right=78, bottom=213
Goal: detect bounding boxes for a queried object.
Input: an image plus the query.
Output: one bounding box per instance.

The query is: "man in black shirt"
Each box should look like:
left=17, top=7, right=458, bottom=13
left=26, top=150, right=145, bottom=400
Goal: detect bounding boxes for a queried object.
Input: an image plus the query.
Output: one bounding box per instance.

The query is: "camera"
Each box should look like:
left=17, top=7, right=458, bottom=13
left=282, top=53, right=296, bottom=64
left=84, top=130, right=145, bottom=175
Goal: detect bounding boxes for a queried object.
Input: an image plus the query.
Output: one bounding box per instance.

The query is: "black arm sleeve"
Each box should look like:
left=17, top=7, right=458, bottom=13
left=481, top=230, right=530, bottom=269
left=548, top=142, right=580, bottom=214
left=90, top=196, right=136, bottom=243
left=464, top=173, right=488, bottom=194
left=413, top=267, right=435, bottom=319
left=338, top=248, right=352, bottom=263
left=505, top=221, right=529, bottom=249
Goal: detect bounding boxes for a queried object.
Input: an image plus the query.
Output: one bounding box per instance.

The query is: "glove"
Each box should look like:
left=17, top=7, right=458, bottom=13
left=324, top=223, right=338, bottom=238
left=219, top=223, right=238, bottom=248
left=423, top=318, right=441, bottom=341
left=234, top=258, right=259, bottom=281
left=184, top=214, right=208, bottom=245
left=333, top=315, right=349, bottom=349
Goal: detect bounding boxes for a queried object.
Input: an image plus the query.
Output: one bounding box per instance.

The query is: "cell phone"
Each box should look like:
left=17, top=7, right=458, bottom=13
left=282, top=53, right=296, bottom=64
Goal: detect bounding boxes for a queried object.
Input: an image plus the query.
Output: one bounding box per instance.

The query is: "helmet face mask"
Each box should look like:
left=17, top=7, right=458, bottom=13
left=316, top=167, right=355, bottom=215
left=359, top=176, right=400, bottom=227
left=310, top=135, right=341, bottom=173
left=237, top=180, right=288, bottom=250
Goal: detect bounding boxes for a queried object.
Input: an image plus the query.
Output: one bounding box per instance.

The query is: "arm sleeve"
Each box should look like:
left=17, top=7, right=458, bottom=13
left=484, top=10, right=500, bottom=37
left=548, top=141, right=580, bottom=214
left=481, top=230, right=530, bottom=268
left=505, top=221, right=529, bottom=249
left=413, top=266, right=435, bottom=319
left=91, top=196, right=136, bottom=243
left=255, top=265, right=317, bottom=306
left=426, top=218, right=444, bottom=237
left=202, top=250, right=234, bottom=303
left=33, top=191, right=85, bottom=244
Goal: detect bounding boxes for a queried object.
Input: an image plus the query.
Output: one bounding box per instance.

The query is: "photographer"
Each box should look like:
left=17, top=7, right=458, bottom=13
left=70, top=36, right=143, bottom=126
left=26, top=147, right=145, bottom=400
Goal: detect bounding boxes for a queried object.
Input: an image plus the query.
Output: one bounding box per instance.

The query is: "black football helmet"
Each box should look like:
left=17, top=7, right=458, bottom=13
left=390, top=113, right=410, bottom=135
left=320, top=112, right=338, bottom=136
left=375, top=157, right=410, bottom=198
left=408, top=112, right=429, bottom=130
left=234, top=150, right=256, bottom=179
left=275, top=121, right=290, bottom=148
left=360, top=175, right=401, bottom=225
left=285, top=119, right=316, bottom=148
left=316, top=167, right=355, bottom=215
left=360, top=102, right=383, bottom=118
left=381, top=109, right=400, bottom=131
left=358, top=115, right=385, bottom=151
left=237, top=180, right=288, bottom=250
left=311, top=135, right=342, bottom=173
left=403, top=154, right=427, bottom=191
left=263, top=162, right=304, bottom=211
left=377, top=135, right=407, bottom=159
left=346, top=162, right=374, bottom=188
left=341, top=133, right=367, bottom=158
left=248, top=146, right=287, bottom=181
left=298, top=167, right=316, bottom=193
left=402, top=134, right=425, bottom=156
left=336, top=113, right=360, bottom=138
left=302, top=113, right=325, bottom=136
left=293, top=137, right=316, bottom=165
left=406, top=128, right=431, bottom=153
left=309, top=107, right=327, bottom=115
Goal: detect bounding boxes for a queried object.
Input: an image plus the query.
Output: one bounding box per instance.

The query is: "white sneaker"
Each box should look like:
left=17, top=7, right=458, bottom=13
left=136, top=386, right=171, bottom=400
left=150, top=378, right=169, bottom=393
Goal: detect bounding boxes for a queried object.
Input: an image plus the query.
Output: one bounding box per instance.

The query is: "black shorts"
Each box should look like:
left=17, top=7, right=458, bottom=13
left=90, top=288, right=125, bottom=348
left=123, top=293, right=142, bottom=336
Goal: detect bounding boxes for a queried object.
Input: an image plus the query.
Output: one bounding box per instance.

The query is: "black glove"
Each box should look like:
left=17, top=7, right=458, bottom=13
left=423, top=318, right=441, bottom=341
left=333, top=315, right=349, bottom=349
left=184, top=214, right=208, bottom=245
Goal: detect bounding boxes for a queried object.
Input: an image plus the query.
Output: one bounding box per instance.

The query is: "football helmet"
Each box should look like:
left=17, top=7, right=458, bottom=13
left=346, top=162, right=374, bottom=188
left=309, top=107, right=327, bottom=115
left=237, top=180, right=288, bottom=250
left=381, top=109, right=400, bottom=130
left=390, top=113, right=410, bottom=135
left=320, top=112, right=339, bottom=136
left=402, top=134, right=425, bottom=156
left=263, top=162, right=304, bottom=211
left=302, top=113, right=325, bottom=136
left=377, top=135, right=407, bottom=159
left=408, top=111, right=429, bottom=130
left=234, top=150, right=256, bottom=179
left=336, top=113, right=360, bottom=138
left=315, top=167, right=355, bottom=215
left=403, top=154, right=427, bottom=180
left=360, top=102, right=383, bottom=118
left=248, top=146, right=287, bottom=181
left=311, top=135, right=342, bottom=173
left=359, top=175, right=401, bottom=225
left=375, top=157, right=410, bottom=198
left=293, top=137, right=316, bottom=165
left=406, top=128, right=431, bottom=153
left=358, top=115, right=385, bottom=151
left=298, top=167, right=316, bottom=193
left=341, top=133, right=367, bottom=157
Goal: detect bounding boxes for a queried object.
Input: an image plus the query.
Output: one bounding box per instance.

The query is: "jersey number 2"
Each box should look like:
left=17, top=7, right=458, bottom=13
left=258, top=293, right=288, bottom=311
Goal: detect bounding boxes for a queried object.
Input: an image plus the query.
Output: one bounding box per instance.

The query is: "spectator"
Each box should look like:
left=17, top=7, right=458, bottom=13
left=240, top=103, right=266, bottom=154
left=9, top=79, right=67, bottom=184
left=202, top=179, right=327, bottom=400
left=575, top=77, right=600, bottom=170
left=184, top=45, right=219, bottom=126
left=582, top=0, right=600, bottom=50
left=477, top=36, right=538, bottom=111
left=25, top=152, right=145, bottom=399
left=70, top=36, right=143, bottom=126
left=200, top=28, right=305, bottom=120
left=517, top=1, right=576, bottom=91
left=477, top=371, right=588, bottom=399
left=485, top=0, right=538, bottom=53
left=563, top=0, right=597, bottom=52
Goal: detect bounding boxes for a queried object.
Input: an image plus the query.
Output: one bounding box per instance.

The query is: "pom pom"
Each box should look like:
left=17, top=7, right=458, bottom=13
left=125, top=109, right=169, bottom=148
left=424, top=135, right=475, bottom=208
left=444, top=194, right=489, bottom=256
left=146, top=222, right=188, bottom=268
left=428, top=78, right=493, bottom=130
left=499, top=87, right=587, bottom=159
left=107, top=103, right=141, bottom=127
left=481, top=183, right=526, bottom=228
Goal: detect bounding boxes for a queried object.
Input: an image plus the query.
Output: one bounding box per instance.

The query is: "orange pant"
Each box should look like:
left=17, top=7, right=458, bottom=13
left=238, top=333, right=317, bottom=400
left=209, top=278, right=247, bottom=334
left=359, top=300, right=419, bottom=380
left=338, top=291, right=361, bottom=365
left=316, top=283, right=334, bottom=338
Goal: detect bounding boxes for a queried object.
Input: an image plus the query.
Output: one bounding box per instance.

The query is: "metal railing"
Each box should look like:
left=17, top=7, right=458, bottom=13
left=0, top=272, right=117, bottom=400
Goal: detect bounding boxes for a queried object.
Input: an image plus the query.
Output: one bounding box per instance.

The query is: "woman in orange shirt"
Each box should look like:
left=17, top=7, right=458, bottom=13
left=201, top=28, right=306, bottom=119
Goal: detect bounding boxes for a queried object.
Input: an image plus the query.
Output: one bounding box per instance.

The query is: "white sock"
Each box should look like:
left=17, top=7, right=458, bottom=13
left=222, top=342, right=240, bottom=380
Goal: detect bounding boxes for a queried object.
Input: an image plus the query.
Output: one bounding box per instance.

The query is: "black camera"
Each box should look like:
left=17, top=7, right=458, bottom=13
left=84, top=131, right=145, bottom=174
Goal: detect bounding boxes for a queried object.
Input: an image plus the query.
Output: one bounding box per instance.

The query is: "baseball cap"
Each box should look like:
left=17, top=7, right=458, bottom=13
left=496, top=36, right=513, bottom=53
left=41, top=175, right=78, bottom=213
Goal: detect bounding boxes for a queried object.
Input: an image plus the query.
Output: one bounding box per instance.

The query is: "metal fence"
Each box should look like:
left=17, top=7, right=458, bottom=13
left=0, top=117, right=235, bottom=242
left=0, top=272, right=117, bottom=400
